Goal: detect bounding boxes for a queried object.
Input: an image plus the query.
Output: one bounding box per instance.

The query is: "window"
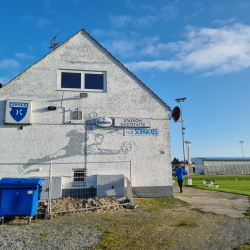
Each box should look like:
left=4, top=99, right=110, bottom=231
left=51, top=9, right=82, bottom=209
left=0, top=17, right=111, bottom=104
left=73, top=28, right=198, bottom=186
left=74, top=169, right=85, bottom=182
left=58, top=70, right=106, bottom=92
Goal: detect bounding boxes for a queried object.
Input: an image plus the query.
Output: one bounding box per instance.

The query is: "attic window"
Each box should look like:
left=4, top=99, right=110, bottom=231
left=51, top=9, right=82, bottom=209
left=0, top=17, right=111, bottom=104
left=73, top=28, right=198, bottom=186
left=58, top=70, right=106, bottom=92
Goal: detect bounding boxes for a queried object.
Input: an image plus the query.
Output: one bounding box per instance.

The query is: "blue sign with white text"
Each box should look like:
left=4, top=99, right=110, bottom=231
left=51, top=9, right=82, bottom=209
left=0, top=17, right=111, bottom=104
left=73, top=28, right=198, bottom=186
left=9, top=102, right=28, bottom=122
left=125, top=128, right=159, bottom=136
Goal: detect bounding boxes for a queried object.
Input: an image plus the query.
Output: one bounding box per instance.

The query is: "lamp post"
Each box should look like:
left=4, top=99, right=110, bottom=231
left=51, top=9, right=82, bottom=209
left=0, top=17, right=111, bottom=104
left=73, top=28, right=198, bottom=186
left=175, top=97, right=187, bottom=172
left=185, top=141, right=191, bottom=173
left=239, top=141, right=244, bottom=157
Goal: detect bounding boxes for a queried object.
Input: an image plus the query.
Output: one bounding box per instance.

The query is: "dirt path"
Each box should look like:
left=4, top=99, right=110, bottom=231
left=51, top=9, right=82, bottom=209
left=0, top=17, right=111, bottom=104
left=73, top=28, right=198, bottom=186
left=173, top=183, right=250, bottom=217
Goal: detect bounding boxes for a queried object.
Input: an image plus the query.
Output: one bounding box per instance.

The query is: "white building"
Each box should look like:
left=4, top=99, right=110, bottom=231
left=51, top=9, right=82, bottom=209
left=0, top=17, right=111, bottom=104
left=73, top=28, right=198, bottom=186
left=0, top=29, right=172, bottom=198
left=191, top=157, right=250, bottom=175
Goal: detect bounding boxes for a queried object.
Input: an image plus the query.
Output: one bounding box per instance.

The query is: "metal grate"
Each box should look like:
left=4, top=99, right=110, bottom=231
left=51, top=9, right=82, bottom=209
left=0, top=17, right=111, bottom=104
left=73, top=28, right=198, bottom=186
left=73, top=111, right=82, bottom=120
left=74, top=170, right=85, bottom=182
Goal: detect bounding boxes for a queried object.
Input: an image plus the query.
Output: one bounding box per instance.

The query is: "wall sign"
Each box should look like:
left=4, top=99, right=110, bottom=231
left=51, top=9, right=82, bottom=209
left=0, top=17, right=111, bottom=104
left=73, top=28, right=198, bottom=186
left=5, top=99, right=33, bottom=124
left=115, top=118, right=151, bottom=128
left=125, top=128, right=159, bottom=136
left=96, top=117, right=112, bottom=127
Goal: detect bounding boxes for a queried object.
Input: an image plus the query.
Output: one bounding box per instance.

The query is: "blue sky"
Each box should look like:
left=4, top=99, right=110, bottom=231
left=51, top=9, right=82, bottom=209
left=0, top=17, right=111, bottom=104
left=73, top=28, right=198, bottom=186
left=1, top=0, right=250, bottom=160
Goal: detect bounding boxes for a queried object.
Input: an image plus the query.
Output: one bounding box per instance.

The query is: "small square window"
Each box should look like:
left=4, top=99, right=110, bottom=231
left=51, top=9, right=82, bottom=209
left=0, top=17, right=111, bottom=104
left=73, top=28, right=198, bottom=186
left=58, top=70, right=106, bottom=92
left=74, top=170, right=85, bottom=182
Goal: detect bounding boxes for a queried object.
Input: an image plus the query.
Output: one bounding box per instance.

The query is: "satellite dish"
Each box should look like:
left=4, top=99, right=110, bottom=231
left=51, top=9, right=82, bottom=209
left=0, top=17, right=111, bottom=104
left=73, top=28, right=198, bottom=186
left=172, top=106, right=180, bottom=122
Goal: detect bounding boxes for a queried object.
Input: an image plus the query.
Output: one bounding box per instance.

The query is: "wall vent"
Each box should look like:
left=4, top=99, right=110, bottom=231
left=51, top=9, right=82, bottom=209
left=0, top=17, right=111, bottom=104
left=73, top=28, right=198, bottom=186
left=80, top=93, right=88, bottom=98
left=74, top=111, right=82, bottom=120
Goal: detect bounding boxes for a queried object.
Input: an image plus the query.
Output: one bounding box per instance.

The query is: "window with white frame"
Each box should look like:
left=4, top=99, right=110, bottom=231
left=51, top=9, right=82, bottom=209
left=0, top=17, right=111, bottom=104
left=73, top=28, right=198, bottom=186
left=57, top=70, right=107, bottom=92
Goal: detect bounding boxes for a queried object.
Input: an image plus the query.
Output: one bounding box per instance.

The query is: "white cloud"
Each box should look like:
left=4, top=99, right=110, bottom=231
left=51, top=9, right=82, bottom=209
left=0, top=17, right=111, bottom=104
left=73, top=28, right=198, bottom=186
left=22, top=15, right=51, bottom=27
left=125, top=23, right=250, bottom=75
left=238, top=2, right=250, bottom=9
left=161, top=5, right=179, bottom=20
left=109, top=14, right=157, bottom=28
left=0, top=59, right=19, bottom=69
left=109, top=15, right=132, bottom=27
left=212, top=5, right=226, bottom=13
left=108, top=3, right=179, bottom=28
left=102, top=36, right=160, bottom=58
left=212, top=18, right=236, bottom=25
left=0, top=77, right=10, bottom=85
left=125, top=60, right=181, bottom=71
left=36, top=18, right=51, bottom=27
left=15, top=53, right=35, bottom=60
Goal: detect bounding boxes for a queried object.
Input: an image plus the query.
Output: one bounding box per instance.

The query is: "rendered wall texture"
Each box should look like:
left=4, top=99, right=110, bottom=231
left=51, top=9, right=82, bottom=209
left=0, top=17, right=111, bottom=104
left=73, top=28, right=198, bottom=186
left=0, top=31, right=172, bottom=196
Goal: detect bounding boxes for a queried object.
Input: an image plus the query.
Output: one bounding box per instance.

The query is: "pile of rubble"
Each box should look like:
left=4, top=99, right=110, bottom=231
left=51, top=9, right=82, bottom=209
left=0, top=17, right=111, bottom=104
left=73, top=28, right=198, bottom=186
left=38, top=196, right=124, bottom=216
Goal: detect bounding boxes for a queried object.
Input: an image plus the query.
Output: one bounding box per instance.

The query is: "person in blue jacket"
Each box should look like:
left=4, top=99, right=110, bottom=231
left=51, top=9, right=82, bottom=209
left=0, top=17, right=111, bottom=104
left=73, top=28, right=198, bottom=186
left=174, top=165, right=188, bottom=193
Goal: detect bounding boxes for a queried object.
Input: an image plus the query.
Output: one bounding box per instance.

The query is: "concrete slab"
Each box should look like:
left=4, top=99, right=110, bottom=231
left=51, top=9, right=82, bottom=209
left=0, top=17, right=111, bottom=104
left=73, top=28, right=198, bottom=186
left=173, top=184, right=250, bottom=217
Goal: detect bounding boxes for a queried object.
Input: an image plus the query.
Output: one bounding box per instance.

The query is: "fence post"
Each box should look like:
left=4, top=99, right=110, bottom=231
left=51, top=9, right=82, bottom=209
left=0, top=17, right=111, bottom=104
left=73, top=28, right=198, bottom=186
left=130, top=161, right=134, bottom=205
left=45, top=162, right=52, bottom=218
left=49, top=162, right=52, bottom=214
left=47, top=163, right=50, bottom=214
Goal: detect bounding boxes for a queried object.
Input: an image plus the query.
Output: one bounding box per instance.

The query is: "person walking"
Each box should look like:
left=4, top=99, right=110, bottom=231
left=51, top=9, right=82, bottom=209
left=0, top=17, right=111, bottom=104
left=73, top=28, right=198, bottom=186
left=174, top=165, right=188, bottom=193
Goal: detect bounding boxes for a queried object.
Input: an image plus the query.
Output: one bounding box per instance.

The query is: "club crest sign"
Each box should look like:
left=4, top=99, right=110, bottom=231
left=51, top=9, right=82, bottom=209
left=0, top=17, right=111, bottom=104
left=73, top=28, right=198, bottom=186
left=10, top=102, right=28, bottom=122
left=5, top=100, right=33, bottom=124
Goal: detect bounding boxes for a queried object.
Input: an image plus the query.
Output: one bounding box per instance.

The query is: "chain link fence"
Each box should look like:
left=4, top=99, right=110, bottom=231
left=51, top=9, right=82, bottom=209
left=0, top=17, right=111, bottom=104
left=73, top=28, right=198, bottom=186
left=0, top=161, right=133, bottom=216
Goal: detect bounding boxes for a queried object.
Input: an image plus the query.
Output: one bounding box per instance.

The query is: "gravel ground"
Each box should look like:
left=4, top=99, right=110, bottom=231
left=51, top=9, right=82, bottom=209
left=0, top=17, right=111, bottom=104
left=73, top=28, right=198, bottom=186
left=1, top=200, right=250, bottom=249
left=0, top=217, right=102, bottom=250
left=169, top=214, right=250, bottom=250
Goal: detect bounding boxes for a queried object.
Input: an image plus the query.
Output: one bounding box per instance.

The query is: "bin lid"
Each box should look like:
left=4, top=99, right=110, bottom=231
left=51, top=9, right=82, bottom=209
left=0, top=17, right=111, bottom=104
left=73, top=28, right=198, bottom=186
left=0, top=178, right=43, bottom=187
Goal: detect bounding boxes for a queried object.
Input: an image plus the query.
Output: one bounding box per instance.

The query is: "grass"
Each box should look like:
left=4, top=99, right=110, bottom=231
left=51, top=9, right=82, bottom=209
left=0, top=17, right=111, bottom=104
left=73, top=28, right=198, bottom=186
left=36, top=232, right=50, bottom=241
left=90, top=198, right=193, bottom=250
left=181, top=174, right=250, bottom=250
left=237, top=243, right=250, bottom=250
left=181, top=175, right=250, bottom=196
left=175, top=221, right=196, bottom=228
left=3, top=195, right=249, bottom=249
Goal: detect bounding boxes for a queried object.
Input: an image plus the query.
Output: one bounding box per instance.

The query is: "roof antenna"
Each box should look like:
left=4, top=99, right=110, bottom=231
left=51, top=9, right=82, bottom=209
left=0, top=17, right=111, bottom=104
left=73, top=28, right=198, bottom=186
left=48, top=29, right=63, bottom=50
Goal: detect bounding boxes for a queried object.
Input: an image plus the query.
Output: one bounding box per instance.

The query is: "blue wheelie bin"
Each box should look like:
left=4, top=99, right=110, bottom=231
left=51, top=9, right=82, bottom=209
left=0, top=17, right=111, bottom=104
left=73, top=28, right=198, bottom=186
left=0, top=178, right=43, bottom=224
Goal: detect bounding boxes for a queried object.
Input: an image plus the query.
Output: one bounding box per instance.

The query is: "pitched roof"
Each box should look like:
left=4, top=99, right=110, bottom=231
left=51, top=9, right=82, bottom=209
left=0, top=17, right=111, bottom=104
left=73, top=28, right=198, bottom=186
left=1, top=29, right=170, bottom=110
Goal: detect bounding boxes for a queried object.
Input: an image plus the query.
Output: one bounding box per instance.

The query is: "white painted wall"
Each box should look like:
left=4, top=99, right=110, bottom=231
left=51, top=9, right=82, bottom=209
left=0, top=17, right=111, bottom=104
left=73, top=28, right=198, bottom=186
left=0, top=31, right=172, bottom=192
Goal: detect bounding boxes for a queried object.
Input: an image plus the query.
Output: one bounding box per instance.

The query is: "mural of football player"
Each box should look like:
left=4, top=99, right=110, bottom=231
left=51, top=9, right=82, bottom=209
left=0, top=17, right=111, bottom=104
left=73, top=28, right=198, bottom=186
left=87, top=133, right=132, bottom=155
left=20, top=130, right=86, bottom=172
left=19, top=130, right=132, bottom=173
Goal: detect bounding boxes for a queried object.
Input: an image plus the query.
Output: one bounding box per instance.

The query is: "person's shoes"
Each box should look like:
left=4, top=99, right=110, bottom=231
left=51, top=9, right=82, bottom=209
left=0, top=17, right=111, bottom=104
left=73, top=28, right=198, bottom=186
left=180, top=190, right=183, bottom=193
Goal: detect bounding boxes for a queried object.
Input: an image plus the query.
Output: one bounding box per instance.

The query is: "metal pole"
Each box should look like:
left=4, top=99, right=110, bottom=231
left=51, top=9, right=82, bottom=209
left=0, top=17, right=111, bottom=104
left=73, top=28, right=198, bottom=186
left=180, top=101, right=186, bottom=172
left=130, top=161, right=134, bottom=205
left=239, top=141, right=244, bottom=157
left=49, top=162, right=52, bottom=214
left=47, top=164, right=50, bottom=214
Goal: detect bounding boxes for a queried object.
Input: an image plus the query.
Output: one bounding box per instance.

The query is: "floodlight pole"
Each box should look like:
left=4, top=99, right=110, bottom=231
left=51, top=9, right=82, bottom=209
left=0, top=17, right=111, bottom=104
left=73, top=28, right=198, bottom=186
left=185, top=141, right=191, bottom=172
left=175, top=97, right=187, bottom=172
left=239, top=141, right=244, bottom=157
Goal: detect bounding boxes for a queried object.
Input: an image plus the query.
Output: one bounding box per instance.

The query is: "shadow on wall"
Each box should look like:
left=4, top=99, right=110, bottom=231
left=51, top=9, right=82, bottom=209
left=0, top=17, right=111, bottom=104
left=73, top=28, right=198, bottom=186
left=18, top=112, right=133, bottom=174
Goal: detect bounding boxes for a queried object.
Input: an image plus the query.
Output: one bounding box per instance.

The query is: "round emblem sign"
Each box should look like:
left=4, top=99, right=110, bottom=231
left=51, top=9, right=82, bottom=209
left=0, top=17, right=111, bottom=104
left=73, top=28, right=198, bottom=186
left=96, top=117, right=112, bottom=127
